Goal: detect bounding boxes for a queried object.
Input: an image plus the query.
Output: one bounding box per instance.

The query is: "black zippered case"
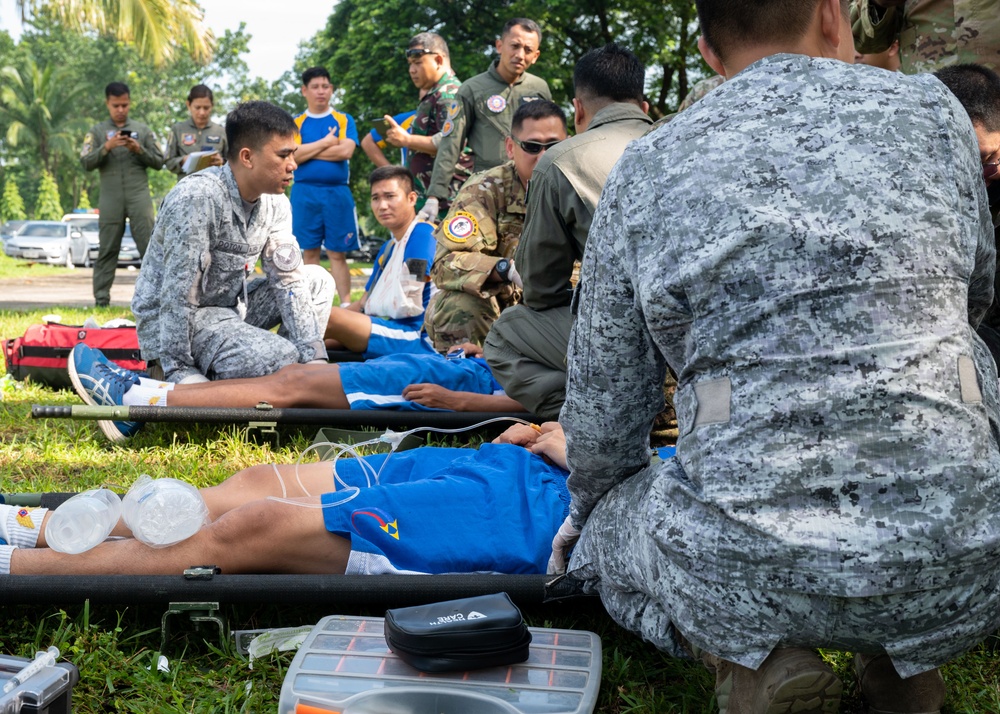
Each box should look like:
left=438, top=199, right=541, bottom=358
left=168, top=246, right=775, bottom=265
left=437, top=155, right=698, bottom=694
left=383, top=592, right=532, bottom=672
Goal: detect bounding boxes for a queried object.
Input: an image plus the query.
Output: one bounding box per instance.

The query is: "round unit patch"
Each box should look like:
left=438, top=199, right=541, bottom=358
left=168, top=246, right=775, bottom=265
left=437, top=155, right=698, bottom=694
left=272, top=242, right=302, bottom=272
left=486, top=95, right=507, bottom=113
left=106, top=130, right=118, bottom=141
left=444, top=211, right=479, bottom=243
left=441, top=119, right=455, bottom=137
left=447, top=100, right=461, bottom=119
left=182, top=133, right=196, bottom=146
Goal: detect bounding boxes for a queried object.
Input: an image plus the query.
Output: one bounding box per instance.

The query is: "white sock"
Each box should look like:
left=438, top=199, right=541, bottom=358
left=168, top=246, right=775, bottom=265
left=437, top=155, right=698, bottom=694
left=123, top=385, right=170, bottom=406
left=136, top=377, right=173, bottom=390
left=2, top=505, right=46, bottom=548
left=0, top=544, right=14, bottom=574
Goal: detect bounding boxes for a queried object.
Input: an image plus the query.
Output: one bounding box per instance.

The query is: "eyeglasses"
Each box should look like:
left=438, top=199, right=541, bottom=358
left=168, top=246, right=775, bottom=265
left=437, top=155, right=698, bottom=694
left=985, top=160, right=999, bottom=180
left=405, top=48, right=437, bottom=60
left=512, top=137, right=561, bottom=155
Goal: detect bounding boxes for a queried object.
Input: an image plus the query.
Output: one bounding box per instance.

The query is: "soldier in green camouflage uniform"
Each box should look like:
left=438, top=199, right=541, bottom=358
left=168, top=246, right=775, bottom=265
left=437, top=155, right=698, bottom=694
left=80, top=82, right=164, bottom=306
left=425, top=100, right=567, bottom=352
left=402, top=33, right=474, bottom=215
left=677, top=74, right=725, bottom=111
left=851, top=0, right=1000, bottom=72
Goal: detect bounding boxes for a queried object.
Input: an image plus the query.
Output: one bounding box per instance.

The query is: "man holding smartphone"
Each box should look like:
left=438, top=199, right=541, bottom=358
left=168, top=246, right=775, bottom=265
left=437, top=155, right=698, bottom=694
left=80, top=81, right=164, bottom=306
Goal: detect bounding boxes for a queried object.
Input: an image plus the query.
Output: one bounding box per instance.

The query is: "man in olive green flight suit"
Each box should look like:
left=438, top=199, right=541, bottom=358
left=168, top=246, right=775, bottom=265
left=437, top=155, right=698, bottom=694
left=424, top=99, right=567, bottom=352
left=484, top=44, right=652, bottom=420
left=81, top=82, right=164, bottom=306
left=421, top=18, right=550, bottom=221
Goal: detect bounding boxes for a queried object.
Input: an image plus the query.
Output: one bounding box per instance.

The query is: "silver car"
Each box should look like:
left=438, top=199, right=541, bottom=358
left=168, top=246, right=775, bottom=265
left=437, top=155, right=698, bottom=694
left=4, top=221, right=88, bottom=266
left=0, top=220, right=28, bottom=245
left=62, top=214, right=142, bottom=267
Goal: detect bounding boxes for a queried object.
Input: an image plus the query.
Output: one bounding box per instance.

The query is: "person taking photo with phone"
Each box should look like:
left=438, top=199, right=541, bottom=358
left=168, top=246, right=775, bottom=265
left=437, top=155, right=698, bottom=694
left=80, top=81, right=164, bottom=306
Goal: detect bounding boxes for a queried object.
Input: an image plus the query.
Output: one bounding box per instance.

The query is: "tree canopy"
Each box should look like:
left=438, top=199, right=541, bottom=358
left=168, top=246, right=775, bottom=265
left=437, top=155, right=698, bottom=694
left=0, top=1, right=707, bottom=220
left=311, top=0, right=707, bottom=127
left=14, top=0, right=214, bottom=66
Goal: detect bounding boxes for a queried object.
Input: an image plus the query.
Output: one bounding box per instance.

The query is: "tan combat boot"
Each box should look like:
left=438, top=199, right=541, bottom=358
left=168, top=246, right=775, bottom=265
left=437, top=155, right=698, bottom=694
left=854, top=653, right=945, bottom=714
left=714, top=647, right=842, bottom=714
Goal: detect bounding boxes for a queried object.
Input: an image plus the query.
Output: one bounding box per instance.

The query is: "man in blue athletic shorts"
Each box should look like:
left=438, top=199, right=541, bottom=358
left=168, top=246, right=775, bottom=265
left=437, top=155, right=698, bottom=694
left=324, top=165, right=437, bottom=358
left=70, top=340, right=525, bottom=427
left=292, top=67, right=360, bottom=307
left=0, top=422, right=569, bottom=575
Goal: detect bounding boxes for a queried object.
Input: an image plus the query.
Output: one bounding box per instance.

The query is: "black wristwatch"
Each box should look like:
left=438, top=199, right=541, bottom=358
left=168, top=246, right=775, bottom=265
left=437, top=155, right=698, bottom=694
left=495, top=258, right=512, bottom=282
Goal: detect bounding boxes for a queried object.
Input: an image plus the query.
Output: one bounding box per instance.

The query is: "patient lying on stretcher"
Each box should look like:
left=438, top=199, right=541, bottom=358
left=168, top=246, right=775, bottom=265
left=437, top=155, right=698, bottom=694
left=67, top=342, right=526, bottom=442
left=0, top=422, right=568, bottom=577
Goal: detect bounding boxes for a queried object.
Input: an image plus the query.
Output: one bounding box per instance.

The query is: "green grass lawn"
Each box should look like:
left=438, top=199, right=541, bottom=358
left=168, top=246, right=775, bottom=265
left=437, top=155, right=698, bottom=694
left=1, top=306, right=999, bottom=712
left=0, top=251, right=74, bottom=280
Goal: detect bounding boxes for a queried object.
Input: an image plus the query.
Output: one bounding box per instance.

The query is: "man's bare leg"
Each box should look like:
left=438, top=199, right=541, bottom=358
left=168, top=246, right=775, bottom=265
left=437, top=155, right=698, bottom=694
left=324, top=308, right=373, bottom=353
left=327, top=250, right=352, bottom=305
left=11, top=462, right=345, bottom=575
left=302, top=247, right=323, bottom=265
left=165, top=363, right=350, bottom=409
left=11, top=498, right=348, bottom=575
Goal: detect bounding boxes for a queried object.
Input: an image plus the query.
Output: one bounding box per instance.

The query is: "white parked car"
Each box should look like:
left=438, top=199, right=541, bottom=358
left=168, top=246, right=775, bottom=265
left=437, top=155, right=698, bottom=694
left=62, top=214, right=142, bottom=267
left=4, top=221, right=88, bottom=266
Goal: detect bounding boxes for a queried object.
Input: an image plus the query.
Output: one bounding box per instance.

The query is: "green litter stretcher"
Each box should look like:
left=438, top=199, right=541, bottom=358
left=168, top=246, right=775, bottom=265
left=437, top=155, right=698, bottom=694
left=31, top=404, right=539, bottom=431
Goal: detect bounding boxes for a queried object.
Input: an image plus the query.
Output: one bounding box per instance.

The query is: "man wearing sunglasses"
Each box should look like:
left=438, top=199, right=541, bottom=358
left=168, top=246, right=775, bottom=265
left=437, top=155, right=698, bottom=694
left=484, top=43, right=652, bottom=420
left=935, top=63, right=1000, bottom=364
left=422, top=19, right=551, bottom=223
left=387, top=33, right=474, bottom=218
left=424, top=100, right=568, bottom=353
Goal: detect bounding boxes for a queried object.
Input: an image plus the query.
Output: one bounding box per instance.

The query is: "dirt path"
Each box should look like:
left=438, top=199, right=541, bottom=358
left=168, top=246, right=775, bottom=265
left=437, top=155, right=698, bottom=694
left=0, top=267, right=139, bottom=311
left=0, top=265, right=371, bottom=312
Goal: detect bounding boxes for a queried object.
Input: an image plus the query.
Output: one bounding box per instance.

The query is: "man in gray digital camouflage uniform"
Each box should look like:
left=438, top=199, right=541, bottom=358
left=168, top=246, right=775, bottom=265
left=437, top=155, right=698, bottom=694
left=132, top=101, right=332, bottom=385
left=557, top=0, right=1000, bottom=712
left=483, top=43, right=652, bottom=420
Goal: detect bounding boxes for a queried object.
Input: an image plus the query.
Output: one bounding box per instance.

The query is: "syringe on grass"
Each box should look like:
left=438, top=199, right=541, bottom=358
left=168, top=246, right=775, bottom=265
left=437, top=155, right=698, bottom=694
left=2, top=646, right=59, bottom=693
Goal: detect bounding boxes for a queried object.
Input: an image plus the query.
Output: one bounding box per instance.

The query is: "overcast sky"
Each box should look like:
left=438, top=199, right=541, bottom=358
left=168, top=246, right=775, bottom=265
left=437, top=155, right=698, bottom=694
left=0, top=0, right=333, bottom=82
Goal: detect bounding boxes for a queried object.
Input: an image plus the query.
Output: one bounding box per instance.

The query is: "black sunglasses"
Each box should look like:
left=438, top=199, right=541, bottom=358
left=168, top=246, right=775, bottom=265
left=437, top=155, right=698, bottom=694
left=405, top=48, right=437, bottom=59
left=985, top=161, right=999, bottom=180
left=512, top=137, right=561, bottom=155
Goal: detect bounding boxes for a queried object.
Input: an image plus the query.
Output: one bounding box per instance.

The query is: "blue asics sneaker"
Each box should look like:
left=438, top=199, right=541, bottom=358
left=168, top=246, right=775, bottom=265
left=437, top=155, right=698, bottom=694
left=68, top=344, right=142, bottom=443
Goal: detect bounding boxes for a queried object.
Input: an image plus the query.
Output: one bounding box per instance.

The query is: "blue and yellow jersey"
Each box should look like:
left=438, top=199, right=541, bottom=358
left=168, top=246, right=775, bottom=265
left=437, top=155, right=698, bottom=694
left=293, top=109, right=358, bottom=186
left=369, top=111, right=417, bottom=165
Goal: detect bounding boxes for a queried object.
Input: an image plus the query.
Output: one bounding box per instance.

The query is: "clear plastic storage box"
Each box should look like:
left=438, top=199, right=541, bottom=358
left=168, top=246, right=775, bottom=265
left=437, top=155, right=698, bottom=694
left=279, top=615, right=601, bottom=714
left=0, top=654, right=79, bottom=714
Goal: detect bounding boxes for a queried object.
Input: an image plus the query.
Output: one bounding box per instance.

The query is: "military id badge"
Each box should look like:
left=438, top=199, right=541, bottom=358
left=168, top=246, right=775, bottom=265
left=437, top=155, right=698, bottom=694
left=444, top=211, right=479, bottom=243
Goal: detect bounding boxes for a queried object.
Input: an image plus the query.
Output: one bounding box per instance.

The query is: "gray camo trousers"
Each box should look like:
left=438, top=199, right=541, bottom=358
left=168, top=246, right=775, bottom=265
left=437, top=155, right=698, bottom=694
left=186, top=265, right=333, bottom=381
left=569, top=459, right=1000, bottom=677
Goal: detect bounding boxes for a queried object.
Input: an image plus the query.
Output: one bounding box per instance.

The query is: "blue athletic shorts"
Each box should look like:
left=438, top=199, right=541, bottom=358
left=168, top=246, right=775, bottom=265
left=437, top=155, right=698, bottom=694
left=290, top=182, right=360, bottom=252
left=320, top=444, right=571, bottom=575
left=338, top=353, right=498, bottom=410
left=364, top=317, right=436, bottom=360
